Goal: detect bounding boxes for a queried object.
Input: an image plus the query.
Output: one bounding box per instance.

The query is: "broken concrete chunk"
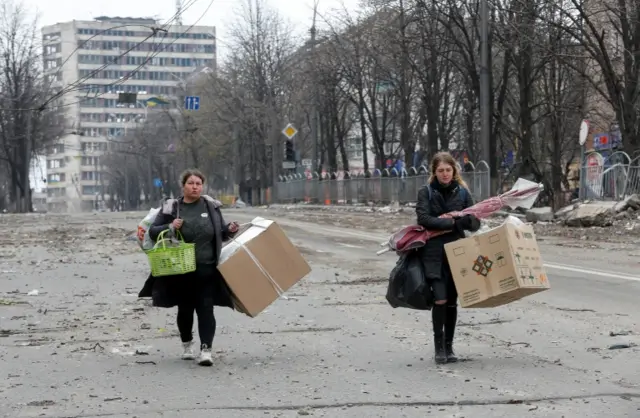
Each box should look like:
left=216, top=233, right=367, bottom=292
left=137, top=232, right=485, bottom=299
left=525, top=207, right=554, bottom=223
left=564, top=202, right=616, bottom=227
left=613, top=194, right=640, bottom=213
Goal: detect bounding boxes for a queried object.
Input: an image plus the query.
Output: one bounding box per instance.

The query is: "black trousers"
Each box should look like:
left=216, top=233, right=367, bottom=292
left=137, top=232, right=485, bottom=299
left=176, top=264, right=217, bottom=348
left=430, top=272, right=458, bottom=342
left=431, top=277, right=458, bottom=305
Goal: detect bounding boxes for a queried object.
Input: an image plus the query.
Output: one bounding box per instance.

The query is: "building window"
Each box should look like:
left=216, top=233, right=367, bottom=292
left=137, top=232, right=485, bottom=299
left=43, top=32, right=61, bottom=41
left=48, top=144, right=65, bottom=154
left=81, top=171, right=101, bottom=181
left=46, top=187, right=66, bottom=197
left=81, top=142, right=108, bottom=152
left=47, top=159, right=65, bottom=169
left=81, top=157, right=100, bottom=166
left=82, top=185, right=102, bottom=195
left=47, top=173, right=66, bottom=183
left=44, top=44, right=60, bottom=55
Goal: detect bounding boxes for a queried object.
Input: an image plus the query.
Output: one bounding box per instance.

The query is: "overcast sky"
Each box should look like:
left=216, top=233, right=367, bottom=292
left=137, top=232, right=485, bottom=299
left=23, top=0, right=360, bottom=60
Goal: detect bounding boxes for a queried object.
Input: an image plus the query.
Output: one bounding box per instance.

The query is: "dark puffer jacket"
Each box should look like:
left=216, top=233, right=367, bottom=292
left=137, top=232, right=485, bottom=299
left=415, top=179, right=474, bottom=281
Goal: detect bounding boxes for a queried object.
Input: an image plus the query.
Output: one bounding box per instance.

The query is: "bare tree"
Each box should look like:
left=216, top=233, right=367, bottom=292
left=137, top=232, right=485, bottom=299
left=223, top=0, right=296, bottom=201
left=101, top=110, right=181, bottom=209
left=546, top=0, right=640, bottom=157
left=0, top=0, right=63, bottom=212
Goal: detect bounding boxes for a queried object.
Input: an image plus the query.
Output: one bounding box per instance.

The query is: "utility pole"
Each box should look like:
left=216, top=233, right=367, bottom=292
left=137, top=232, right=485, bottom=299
left=480, top=0, right=491, bottom=192
left=24, top=106, right=32, bottom=213
left=310, top=0, right=319, bottom=174
left=94, top=154, right=99, bottom=210
left=124, top=153, right=130, bottom=210
left=233, top=121, right=241, bottom=199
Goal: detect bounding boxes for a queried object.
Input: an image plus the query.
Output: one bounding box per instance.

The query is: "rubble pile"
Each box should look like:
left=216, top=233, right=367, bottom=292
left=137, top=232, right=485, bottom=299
left=523, top=194, right=640, bottom=228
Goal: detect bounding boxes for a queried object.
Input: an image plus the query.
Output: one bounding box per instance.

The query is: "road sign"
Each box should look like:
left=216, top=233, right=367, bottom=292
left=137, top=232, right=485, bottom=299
left=185, top=96, right=200, bottom=111
left=153, top=178, right=163, bottom=188
left=282, top=123, right=297, bottom=139
left=301, top=159, right=312, bottom=168
left=579, top=120, right=589, bottom=145
left=282, top=161, right=296, bottom=169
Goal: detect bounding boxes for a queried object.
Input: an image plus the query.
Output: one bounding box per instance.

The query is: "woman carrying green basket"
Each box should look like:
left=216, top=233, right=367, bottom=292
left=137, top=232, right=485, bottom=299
left=138, top=169, right=239, bottom=366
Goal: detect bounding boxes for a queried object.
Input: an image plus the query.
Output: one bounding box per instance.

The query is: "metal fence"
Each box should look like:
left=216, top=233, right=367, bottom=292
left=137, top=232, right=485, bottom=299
left=579, top=163, right=640, bottom=201
left=274, top=158, right=640, bottom=205
left=577, top=151, right=640, bottom=201
left=274, top=162, right=491, bottom=205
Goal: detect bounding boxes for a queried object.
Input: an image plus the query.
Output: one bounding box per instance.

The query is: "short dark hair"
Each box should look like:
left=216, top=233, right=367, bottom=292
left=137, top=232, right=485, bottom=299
left=180, top=169, right=206, bottom=186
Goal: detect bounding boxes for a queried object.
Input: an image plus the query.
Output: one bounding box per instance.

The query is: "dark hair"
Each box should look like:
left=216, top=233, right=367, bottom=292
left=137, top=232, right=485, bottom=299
left=180, top=169, right=206, bottom=186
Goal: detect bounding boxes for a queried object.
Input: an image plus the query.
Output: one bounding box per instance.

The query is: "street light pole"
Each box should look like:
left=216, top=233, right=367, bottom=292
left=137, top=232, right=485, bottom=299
left=480, top=0, right=491, bottom=191
left=310, top=1, right=319, bottom=174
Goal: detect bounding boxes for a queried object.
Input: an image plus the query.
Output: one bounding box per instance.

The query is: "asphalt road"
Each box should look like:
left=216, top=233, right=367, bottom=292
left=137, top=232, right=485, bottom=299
left=0, top=210, right=638, bottom=417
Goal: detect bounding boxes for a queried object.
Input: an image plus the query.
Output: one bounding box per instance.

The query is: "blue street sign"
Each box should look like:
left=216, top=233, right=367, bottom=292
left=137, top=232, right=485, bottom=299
left=185, top=96, right=200, bottom=111
left=153, top=178, right=163, bottom=188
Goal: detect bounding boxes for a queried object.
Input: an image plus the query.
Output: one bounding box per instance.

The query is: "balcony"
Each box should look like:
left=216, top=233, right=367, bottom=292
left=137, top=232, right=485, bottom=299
left=46, top=195, right=68, bottom=203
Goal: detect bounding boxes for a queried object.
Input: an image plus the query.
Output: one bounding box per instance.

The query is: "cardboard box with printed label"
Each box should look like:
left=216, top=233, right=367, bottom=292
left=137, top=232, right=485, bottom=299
left=444, top=220, right=550, bottom=308
left=218, top=217, right=311, bottom=317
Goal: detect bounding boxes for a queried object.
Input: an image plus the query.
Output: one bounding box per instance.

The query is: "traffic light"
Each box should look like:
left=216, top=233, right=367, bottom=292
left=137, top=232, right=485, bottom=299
left=284, top=140, right=294, bottom=161
left=117, top=92, right=137, bottom=104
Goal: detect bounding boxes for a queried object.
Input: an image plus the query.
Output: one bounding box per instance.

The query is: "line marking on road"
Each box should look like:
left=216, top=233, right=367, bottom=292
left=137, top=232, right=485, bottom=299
left=231, top=211, right=640, bottom=282
left=543, top=262, right=640, bottom=282
left=338, top=243, right=365, bottom=249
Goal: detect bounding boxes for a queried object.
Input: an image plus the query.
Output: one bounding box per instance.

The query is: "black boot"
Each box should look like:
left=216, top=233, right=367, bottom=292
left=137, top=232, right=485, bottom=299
left=432, top=306, right=447, bottom=364
left=444, top=306, right=458, bottom=363
left=434, top=337, right=447, bottom=364
left=445, top=341, right=458, bottom=363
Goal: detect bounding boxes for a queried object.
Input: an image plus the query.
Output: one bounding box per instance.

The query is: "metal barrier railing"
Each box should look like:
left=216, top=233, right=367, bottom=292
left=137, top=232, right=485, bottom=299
left=274, top=169, right=491, bottom=204
left=579, top=163, right=640, bottom=201
left=274, top=161, right=640, bottom=205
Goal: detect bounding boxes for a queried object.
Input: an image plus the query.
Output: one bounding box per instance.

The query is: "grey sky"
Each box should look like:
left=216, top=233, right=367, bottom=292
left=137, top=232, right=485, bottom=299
left=24, top=0, right=359, bottom=59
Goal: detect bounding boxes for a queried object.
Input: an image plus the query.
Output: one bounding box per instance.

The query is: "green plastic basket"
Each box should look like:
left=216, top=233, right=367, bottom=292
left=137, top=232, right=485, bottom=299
left=146, top=229, right=196, bottom=277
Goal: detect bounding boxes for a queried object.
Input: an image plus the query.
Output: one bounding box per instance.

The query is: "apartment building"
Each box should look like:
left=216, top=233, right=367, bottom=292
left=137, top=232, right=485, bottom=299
left=42, top=16, right=216, bottom=212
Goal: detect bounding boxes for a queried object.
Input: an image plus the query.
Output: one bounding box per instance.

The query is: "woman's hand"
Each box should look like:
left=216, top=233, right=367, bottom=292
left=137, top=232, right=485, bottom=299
left=171, top=218, right=183, bottom=229
left=454, top=214, right=480, bottom=232
left=228, top=222, right=239, bottom=233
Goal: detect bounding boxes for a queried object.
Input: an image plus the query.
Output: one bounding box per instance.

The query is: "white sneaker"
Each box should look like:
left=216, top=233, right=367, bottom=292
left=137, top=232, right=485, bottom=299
left=181, top=341, right=195, bottom=360
left=197, top=345, right=213, bottom=366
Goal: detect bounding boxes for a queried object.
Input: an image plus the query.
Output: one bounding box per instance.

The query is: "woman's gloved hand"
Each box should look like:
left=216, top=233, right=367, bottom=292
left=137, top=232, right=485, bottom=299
left=454, top=214, right=481, bottom=232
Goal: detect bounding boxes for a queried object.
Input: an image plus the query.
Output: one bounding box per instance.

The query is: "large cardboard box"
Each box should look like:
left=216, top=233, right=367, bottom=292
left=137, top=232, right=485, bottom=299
left=444, top=220, right=550, bottom=308
left=218, top=217, right=311, bottom=317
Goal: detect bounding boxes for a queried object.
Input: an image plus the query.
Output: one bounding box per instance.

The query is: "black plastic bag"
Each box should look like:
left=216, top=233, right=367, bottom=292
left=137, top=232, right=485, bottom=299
left=386, top=251, right=433, bottom=310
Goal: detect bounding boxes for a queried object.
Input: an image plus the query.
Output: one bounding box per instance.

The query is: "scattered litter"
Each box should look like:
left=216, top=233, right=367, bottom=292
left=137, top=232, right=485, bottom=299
left=27, top=400, right=55, bottom=407
left=610, top=330, right=632, bottom=337
left=608, top=343, right=637, bottom=350
left=0, top=299, right=28, bottom=306
left=111, top=346, right=135, bottom=356
left=507, top=342, right=531, bottom=348
left=71, top=343, right=104, bottom=353
left=556, top=307, right=595, bottom=312
left=134, top=347, right=151, bottom=355
left=27, top=289, right=39, bottom=296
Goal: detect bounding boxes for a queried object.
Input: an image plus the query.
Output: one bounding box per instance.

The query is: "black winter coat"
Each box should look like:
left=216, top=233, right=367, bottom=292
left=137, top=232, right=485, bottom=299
left=416, top=180, right=475, bottom=281
left=138, top=195, right=236, bottom=309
